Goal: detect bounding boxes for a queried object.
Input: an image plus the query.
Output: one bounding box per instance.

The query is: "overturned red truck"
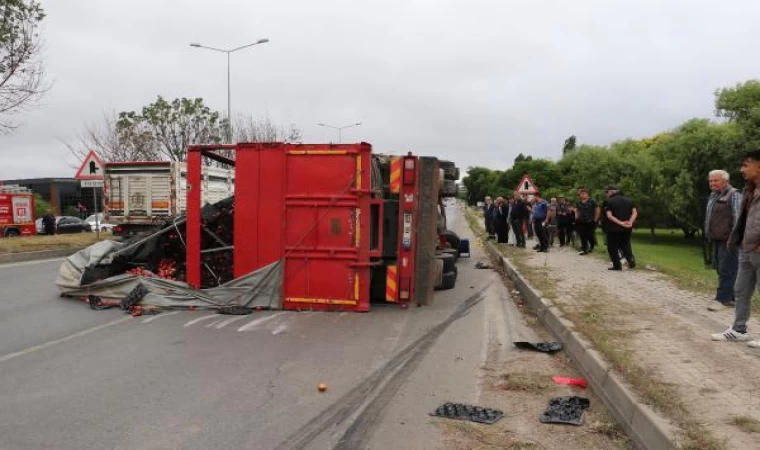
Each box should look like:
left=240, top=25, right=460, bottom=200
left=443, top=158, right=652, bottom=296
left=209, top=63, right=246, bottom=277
left=57, top=142, right=463, bottom=312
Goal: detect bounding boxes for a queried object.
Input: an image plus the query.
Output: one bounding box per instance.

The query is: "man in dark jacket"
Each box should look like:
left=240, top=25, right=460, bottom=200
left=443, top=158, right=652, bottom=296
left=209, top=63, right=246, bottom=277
left=510, top=193, right=528, bottom=248
left=705, top=170, right=742, bottom=312
left=602, top=186, right=637, bottom=270
left=712, top=149, right=760, bottom=348
left=42, top=211, right=56, bottom=235
left=494, top=197, right=509, bottom=243
left=575, top=187, right=600, bottom=255
left=531, top=193, right=550, bottom=253
left=483, top=196, right=495, bottom=238
left=556, top=196, right=574, bottom=247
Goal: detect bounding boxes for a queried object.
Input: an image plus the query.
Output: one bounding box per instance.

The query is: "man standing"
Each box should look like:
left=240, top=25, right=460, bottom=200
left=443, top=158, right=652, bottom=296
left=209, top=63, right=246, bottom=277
left=483, top=197, right=495, bottom=238
left=546, top=198, right=558, bottom=247
left=494, top=197, right=509, bottom=243
left=531, top=193, right=550, bottom=253
left=602, top=186, right=637, bottom=270
left=510, top=193, right=528, bottom=248
left=704, top=170, right=742, bottom=312
left=575, top=188, right=600, bottom=255
left=42, top=211, right=56, bottom=235
left=712, top=150, right=760, bottom=348
left=556, top=196, right=574, bottom=247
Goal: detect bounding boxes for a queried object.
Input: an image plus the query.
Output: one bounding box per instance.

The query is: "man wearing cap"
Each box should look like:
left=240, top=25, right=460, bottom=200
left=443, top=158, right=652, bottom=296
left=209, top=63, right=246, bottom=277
left=602, top=186, right=637, bottom=270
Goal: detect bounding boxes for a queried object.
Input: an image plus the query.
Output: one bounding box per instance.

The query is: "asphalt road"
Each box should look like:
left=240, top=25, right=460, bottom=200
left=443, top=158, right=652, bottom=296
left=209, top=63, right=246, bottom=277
left=0, top=208, right=526, bottom=450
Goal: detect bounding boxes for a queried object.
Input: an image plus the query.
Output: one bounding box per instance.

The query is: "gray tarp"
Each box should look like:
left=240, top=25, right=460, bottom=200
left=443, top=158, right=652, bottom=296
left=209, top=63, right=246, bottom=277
left=56, top=241, right=283, bottom=309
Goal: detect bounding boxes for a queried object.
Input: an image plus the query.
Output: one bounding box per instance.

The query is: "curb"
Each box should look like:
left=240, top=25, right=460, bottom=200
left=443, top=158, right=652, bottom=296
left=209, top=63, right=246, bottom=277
left=483, top=241, right=677, bottom=450
left=0, top=247, right=82, bottom=265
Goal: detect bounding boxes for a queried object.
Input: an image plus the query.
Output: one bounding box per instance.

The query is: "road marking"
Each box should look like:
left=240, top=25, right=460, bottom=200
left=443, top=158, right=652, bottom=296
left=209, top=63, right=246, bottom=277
left=238, top=312, right=287, bottom=332
left=183, top=314, right=220, bottom=328
left=215, top=315, right=248, bottom=329
left=0, top=257, right=65, bottom=268
left=141, top=311, right=180, bottom=323
left=0, top=317, right=131, bottom=364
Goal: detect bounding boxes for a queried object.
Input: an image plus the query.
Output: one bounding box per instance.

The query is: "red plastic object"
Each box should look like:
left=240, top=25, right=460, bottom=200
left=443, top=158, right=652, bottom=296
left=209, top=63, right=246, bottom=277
left=553, top=376, right=588, bottom=389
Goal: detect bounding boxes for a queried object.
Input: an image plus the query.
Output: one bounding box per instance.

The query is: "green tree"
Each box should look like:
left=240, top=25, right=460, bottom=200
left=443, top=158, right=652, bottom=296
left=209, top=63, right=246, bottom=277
left=117, top=96, right=225, bottom=161
left=563, top=135, right=577, bottom=155
left=0, top=0, right=47, bottom=132
left=715, top=80, right=760, bottom=147
left=33, top=193, right=49, bottom=218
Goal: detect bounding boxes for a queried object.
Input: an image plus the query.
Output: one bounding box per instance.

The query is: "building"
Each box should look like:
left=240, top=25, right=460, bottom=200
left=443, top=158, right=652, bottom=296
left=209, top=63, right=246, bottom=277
left=0, top=178, right=96, bottom=217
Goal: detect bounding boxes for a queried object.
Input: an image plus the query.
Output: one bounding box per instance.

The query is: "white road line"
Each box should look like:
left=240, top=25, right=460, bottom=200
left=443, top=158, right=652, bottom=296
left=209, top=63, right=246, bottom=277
left=0, top=257, right=65, bottom=268
left=0, top=317, right=131, bottom=364
left=205, top=319, right=224, bottom=328
left=141, top=311, right=180, bottom=324
left=237, top=312, right=287, bottom=332
left=215, top=315, right=248, bottom=329
left=183, top=314, right=220, bottom=328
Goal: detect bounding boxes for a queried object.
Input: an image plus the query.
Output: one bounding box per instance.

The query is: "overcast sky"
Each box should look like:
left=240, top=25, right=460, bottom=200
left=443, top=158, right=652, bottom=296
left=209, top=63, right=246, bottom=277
left=2, top=0, right=760, bottom=180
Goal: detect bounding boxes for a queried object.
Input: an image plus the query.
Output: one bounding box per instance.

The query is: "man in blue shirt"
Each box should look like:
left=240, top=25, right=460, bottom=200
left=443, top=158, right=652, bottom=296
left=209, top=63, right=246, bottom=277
left=531, top=193, right=550, bottom=252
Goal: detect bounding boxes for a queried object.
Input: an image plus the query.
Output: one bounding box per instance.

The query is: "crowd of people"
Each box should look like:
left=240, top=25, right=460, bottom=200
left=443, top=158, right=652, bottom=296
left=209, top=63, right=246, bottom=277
left=479, top=149, right=760, bottom=349
left=482, top=186, right=636, bottom=270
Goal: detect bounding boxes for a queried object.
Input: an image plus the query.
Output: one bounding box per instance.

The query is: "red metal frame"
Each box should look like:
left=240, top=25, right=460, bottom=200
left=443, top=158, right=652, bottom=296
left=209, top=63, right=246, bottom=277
left=395, top=154, right=419, bottom=305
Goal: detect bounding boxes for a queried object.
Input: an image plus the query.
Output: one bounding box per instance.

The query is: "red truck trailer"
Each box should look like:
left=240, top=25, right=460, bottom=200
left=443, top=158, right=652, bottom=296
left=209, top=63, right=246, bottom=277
left=0, top=185, right=36, bottom=238
left=184, top=142, right=460, bottom=311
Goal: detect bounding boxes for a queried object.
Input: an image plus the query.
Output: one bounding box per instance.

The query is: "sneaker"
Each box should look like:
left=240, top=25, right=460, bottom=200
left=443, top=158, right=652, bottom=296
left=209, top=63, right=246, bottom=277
left=579, top=251, right=588, bottom=255
left=711, top=327, right=750, bottom=341
left=707, top=302, right=735, bottom=312
left=749, top=340, right=760, bottom=349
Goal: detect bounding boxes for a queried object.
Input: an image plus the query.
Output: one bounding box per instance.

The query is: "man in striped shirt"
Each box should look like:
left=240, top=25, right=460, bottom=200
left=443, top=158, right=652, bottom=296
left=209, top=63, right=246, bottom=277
left=704, top=170, right=742, bottom=311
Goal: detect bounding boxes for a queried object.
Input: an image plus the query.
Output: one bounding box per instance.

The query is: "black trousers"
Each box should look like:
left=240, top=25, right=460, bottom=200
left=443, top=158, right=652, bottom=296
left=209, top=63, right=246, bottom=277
left=533, top=219, right=548, bottom=251
left=576, top=222, right=596, bottom=251
left=606, top=231, right=634, bottom=269
left=558, top=222, right=574, bottom=246
left=511, top=219, right=525, bottom=247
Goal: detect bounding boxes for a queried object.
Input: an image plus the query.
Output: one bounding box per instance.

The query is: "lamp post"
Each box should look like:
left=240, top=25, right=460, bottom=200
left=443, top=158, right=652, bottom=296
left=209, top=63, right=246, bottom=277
left=190, top=38, right=269, bottom=142
left=317, top=122, right=362, bottom=143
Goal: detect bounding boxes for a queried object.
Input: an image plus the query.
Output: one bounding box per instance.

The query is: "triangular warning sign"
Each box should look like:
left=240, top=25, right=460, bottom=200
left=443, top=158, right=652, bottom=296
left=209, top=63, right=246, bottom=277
left=516, top=174, right=539, bottom=194
left=75, top=150, right=105, bottom=180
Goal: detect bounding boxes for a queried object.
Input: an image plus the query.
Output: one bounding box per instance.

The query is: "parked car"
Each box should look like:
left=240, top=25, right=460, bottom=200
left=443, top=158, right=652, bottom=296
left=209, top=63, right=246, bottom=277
left=55, top=216, right=91, bottom=234
left=84, top=213, right=114, bottom=232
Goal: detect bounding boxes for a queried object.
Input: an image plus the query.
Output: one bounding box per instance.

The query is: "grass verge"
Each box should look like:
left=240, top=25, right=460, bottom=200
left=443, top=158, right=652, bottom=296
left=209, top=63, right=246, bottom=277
left=441, top=421, right=539, bottom=450
left=0, top=233, right=109, bottom=254
left=728, top=415, right=760, bottom=433
left=498, top=372, right=553, bottom=394
left=464, top=207, right=727, bottom=450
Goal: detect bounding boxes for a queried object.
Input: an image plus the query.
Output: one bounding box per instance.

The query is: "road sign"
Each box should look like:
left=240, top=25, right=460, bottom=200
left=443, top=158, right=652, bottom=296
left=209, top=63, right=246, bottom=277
left=75, top=150, right=105, bottom=180
left=81, top=179, right=104, bottom=188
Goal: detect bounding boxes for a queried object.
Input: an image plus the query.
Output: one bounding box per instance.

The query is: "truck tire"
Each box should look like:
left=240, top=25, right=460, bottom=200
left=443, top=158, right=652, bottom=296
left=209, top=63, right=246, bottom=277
left=441, top=180, right=457, bottom=198
left=440, top=229, right=461, bottom=250
left=439, top=248, right=459, bottom=261
left=4, top=228, right=19, bottom=237
left=436, top=271, right=457, bottom=290
left=436, top=253, right=456, bottom=273
left=440, top=160, right=459, bottom=181
left=434, top=259, right=444, bottom=289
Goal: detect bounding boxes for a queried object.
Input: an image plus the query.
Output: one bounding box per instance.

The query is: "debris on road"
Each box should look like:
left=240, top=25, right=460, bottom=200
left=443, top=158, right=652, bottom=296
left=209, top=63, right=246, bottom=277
left=540, top=396, right=590, bottom=426
left=218, top=305, right=254, bottom=315
left=475, top=262, right=492, bottom=269
left=431, top=402, right=504, bottom=425
left=514, top=341, right=563, bottom=353
left=552, top=376, right=588, bottom=389
left=318, top=383, right=328, bottom=393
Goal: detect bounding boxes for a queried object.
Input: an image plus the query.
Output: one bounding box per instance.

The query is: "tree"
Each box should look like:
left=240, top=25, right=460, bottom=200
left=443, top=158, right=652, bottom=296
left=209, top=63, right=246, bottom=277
left=715, top=80, right=760, bottom=146
left=234, top=114, right=302, bottom=143
left=514, top=153, right=526, bottom=164
left=65, top=111, right=161, bottom=163
left=117, top=96, right=225, bottom=162
left=563, top=135, right=577, bottom=155
left=0, top=0, right=47, bottom=132
left=33, top=192, right=49, bottom=217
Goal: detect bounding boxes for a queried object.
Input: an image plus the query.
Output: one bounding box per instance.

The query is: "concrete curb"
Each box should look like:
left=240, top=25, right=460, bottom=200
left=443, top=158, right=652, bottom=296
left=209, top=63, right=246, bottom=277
left=0, top=247, right=82, bottom=265
left=483, top=241, right=677, bottom=450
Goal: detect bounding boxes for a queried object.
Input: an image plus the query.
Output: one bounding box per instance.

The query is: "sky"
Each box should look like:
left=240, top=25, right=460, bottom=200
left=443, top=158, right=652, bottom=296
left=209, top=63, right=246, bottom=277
left=2, top=0, right=760, bottom=180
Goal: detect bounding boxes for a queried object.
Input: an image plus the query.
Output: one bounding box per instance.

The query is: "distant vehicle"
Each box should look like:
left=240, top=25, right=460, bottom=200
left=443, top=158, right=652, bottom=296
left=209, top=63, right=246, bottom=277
left=105, top=161, right=234, bottom=237
left=0, top=185, right=36, bottom=238
left=84, top=213, right=114, bottom=232
left=55, top=216, right=91, bottom=234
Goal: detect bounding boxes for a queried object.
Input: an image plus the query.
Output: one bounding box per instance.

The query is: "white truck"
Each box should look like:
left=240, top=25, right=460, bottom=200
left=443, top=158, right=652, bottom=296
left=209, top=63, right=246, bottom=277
left=104, top=161, right=234, bottom=237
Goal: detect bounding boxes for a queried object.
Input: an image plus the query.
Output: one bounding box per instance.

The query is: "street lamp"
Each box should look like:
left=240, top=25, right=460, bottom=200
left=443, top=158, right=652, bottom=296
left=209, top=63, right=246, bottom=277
left=317, top=122, right=362, bottom=143
left=190, top=38, right=270, bottom=142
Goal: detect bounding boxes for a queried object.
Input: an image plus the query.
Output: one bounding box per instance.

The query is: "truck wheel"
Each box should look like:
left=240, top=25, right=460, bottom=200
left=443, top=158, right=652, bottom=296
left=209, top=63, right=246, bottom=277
left=4, top=229, right=19, bottom=237
left=441, top=180, right=458, bottom=198
left=439, top=248, right=459, bottom=261
left=441, top=229, right=461, bottom=250
left=440, top=160, right=459, bottom=181
left=436, top=271, right=457, bottom=290
left=436, top=253, right=456, bottom=273
left=434, top=259, right=444, bottom=288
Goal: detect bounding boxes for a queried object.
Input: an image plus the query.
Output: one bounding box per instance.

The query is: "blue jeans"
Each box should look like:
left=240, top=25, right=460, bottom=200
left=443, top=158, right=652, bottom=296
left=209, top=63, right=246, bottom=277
left=712, top=241, right=738, bottom=304
left=732, top=250, right=758, bottom=333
